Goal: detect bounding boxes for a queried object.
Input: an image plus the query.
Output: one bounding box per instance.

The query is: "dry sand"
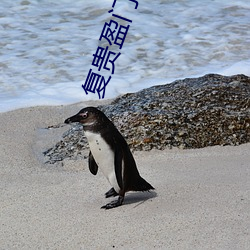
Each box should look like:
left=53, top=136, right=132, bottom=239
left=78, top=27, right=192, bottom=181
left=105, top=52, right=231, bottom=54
left=0, top=101, right=249, bottom=249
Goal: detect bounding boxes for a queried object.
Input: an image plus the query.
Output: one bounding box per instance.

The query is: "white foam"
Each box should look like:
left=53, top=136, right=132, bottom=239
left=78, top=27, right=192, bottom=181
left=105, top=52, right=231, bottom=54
left=0, top=0, right=250, bottom=112
left=218, top=60, right=250, bottom=76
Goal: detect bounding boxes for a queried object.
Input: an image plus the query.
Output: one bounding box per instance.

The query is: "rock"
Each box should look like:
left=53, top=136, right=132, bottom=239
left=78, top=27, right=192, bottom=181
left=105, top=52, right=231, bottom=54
left=43, top=74, right=250, bottom=164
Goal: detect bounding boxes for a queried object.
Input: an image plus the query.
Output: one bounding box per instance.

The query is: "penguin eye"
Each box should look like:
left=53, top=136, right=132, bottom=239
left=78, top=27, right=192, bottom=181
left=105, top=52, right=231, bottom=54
left=79, top=112, right=88, bottom=119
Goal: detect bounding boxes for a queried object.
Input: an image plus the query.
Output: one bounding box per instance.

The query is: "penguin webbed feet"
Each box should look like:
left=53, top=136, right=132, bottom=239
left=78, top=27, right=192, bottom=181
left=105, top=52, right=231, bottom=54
left=101, top=196, right=124, bottom=209
left=105, top=187, right=118, bottom=198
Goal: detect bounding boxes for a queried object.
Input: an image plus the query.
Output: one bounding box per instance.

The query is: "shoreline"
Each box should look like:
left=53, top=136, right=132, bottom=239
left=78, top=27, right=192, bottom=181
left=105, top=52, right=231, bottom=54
left=0, top=102, right=249, bottom=249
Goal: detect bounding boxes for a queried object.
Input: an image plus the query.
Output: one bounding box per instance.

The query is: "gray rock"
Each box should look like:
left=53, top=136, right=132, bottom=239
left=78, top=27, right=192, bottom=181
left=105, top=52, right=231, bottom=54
left=43, top=74, right=250, bottom=164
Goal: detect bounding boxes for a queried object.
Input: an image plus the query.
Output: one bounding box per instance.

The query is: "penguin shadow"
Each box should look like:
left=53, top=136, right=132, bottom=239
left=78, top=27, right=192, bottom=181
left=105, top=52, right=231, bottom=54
left=122, top=190, right=157, bottom=208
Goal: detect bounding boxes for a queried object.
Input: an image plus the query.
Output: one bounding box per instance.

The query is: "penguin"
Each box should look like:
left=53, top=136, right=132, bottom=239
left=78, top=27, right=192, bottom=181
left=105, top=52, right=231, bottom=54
left=65, top=107, right=154, bottom=209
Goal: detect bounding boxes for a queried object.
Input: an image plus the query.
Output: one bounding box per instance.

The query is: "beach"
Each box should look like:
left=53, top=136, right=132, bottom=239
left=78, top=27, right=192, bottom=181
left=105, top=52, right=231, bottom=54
left=1, top=1, right=250, bottom=248
left=0, top=101, right=249, bottom=249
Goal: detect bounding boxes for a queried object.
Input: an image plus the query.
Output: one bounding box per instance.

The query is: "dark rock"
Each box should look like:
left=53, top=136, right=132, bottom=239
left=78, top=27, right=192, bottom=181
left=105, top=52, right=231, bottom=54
left=43, top=74, right=250, bottom=164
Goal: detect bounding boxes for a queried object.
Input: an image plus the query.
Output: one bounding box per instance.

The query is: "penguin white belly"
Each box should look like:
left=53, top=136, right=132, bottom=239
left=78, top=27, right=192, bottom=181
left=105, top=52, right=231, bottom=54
left=85, top=131, right=120, bottom=193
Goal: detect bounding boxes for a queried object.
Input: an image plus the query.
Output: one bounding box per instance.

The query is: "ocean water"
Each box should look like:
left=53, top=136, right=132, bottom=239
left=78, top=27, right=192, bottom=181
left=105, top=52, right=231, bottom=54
left=0, top=0, right=249, bottom=112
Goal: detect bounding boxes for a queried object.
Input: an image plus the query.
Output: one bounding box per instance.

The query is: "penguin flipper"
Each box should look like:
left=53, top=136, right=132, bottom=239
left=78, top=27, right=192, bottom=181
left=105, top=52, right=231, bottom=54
left=88, top=151, right=98, bottom=175
left=114, top=146, right=124, bottom=190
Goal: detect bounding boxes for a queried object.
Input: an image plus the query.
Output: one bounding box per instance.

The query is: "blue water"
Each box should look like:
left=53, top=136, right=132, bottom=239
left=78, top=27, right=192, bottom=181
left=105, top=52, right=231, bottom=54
left=0, top=0, right=250, bottom=112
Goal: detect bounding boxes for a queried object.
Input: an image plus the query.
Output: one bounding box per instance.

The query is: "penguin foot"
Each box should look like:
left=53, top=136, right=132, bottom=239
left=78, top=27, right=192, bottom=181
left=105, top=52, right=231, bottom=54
left=105, top=187, right=118, bottom=198
left=101, top=196, right=124, bottom=209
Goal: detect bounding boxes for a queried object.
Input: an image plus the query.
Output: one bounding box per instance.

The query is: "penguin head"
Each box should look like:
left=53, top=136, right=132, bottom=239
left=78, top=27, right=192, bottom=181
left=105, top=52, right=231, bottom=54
left=65, top=107, right=109, bottom=129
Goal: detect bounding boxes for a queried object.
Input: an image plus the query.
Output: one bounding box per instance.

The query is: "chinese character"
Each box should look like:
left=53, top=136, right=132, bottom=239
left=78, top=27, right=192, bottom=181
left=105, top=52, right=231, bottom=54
left=82, top=0, right=138, bottom=99
left=82, top=69, right=111, bottom=99
left=110, top=0, right=139, bottom=10
left=99, top=20, right=130, bottom=49
left=92, top=46, right=121, bottom=74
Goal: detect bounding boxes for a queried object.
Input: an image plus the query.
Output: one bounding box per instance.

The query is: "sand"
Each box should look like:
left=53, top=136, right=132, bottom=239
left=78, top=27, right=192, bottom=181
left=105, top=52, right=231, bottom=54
left=0, top=101, right=249, bottom=250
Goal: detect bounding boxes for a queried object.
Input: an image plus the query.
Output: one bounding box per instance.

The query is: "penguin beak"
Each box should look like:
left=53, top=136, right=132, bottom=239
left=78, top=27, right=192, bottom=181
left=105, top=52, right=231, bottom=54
left=64, top=114, right=81, bottom=124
